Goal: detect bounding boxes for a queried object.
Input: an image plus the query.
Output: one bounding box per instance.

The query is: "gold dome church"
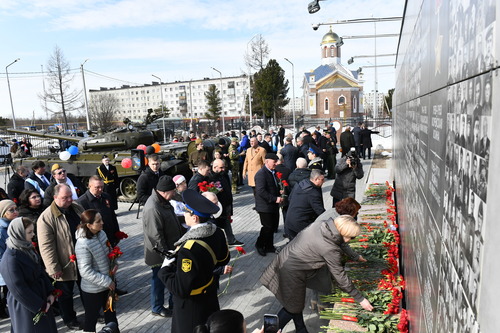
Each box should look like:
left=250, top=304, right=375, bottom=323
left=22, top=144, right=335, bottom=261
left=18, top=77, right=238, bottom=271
left=303, top=27, right=364, bottom=120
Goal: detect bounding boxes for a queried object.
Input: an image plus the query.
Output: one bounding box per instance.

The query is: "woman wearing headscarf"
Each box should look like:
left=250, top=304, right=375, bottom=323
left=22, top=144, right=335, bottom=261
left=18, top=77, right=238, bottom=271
left=0, top=199, right=18, bottom=318
left=75, top=209, right=119, bottom=333
left=0, top=217, right=57, bottom=332
left=261, top=215, right=373, bottom=333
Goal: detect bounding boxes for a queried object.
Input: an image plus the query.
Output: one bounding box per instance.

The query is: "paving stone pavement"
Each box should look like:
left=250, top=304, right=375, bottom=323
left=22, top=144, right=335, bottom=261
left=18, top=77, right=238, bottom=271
left=0, top=157, right=392, bottom=333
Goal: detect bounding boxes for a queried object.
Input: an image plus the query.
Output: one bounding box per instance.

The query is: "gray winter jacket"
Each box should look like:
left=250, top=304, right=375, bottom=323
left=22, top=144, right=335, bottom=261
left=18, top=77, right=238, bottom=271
left=143, top=190, right=184, bottom=266
left=75, top=229, right=113, bottom=293
left=261, top=214, right=364, bottom=313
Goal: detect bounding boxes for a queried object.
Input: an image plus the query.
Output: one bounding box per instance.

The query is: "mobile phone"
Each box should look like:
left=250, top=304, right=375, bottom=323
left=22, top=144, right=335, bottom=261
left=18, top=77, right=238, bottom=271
left=264, top=314, right=279, bottom=333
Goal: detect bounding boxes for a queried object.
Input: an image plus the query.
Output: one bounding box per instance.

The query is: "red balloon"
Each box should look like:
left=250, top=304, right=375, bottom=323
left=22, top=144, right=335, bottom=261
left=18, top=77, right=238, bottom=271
left=121, top=158, right=132, bottom=169
left=137, top=144, right=147, bottom=152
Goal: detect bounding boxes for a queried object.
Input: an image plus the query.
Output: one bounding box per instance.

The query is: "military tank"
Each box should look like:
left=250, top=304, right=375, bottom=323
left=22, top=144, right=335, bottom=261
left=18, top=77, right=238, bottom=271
left=7, top=125, right=191, bottom=201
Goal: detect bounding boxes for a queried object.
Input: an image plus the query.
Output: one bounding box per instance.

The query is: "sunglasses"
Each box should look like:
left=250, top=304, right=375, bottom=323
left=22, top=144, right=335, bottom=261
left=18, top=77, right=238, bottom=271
left=57, top=170, right=66, bottom=175
left=7, top=207, right=18, bottom=213
left=29, top=195, right=41, bottom=199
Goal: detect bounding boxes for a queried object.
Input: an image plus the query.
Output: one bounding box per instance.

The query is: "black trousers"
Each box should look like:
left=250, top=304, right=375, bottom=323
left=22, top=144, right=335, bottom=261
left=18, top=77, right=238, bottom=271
left=256, top=211, right=279, bottom=250
left=81, top=290, right=118, bottom=332
left=54, top=280, right=77, bottom=324
left=278, top=307, right=308, bottom=333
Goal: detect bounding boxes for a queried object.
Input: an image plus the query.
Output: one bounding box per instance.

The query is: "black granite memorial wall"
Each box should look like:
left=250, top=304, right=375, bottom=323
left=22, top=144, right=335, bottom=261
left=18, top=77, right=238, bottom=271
left=393, top=0, right=497, bottom=332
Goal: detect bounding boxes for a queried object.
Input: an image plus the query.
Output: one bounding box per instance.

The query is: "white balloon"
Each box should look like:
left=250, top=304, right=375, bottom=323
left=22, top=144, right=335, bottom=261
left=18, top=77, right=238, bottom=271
left=59, top=151, right=71, bottom=161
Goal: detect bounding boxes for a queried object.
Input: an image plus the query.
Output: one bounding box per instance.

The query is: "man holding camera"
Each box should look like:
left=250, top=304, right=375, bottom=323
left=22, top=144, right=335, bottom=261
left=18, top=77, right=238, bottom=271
left=330, top=149, right=364, bottom=207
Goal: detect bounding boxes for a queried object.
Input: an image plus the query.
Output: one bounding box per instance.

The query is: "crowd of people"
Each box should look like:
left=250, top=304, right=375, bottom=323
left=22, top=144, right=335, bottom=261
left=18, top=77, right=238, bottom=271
left=0, top=122, right=379, bottom=332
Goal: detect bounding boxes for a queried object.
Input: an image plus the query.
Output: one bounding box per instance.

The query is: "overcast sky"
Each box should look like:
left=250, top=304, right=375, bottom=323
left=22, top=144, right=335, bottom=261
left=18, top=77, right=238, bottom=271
left=0, top=0, right=404, bottom=120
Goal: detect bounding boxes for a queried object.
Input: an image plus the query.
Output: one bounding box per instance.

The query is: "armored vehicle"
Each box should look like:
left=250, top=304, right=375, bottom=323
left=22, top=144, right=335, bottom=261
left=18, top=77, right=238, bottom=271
left=7, top=126, right=191, bottom=201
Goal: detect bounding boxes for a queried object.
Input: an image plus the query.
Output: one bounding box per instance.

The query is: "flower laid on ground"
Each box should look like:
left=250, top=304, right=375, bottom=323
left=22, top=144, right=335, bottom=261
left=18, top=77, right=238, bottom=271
left=397, top=309, right=409, bottom=333
left=322, top=181, right=408, bottom=333
left=115, top=231, right=129, bottom=240
left=62, top=254, right=77, bottom=270
left=105, top=246, right=123, bottom=312
left=218, top=246, right=246, bottom=296
left=33, top=289, right=63, bottom=324
left=198, top=180, right=223, bottom=193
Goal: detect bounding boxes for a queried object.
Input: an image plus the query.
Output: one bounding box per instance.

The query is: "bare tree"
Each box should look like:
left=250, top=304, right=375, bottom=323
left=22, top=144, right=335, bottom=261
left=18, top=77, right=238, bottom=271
left=89, top=94, right=118, bottom=131
left=244, top=34, right=271, bottom=71
left=40, top=45, right=83, bottom=130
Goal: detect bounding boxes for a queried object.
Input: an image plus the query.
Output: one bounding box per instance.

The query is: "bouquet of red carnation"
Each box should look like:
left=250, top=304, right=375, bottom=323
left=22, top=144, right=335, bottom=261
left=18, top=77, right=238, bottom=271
left=33, top=289, right=63, bottom=324
left=105, top=246, right=123, bottom=312
left=275, top=172, right=290, bottom=207
left=198, top=180, right=223, bottom=193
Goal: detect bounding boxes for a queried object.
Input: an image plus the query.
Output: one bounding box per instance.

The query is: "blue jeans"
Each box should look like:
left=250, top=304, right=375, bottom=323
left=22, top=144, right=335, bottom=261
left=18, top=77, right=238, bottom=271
left=151, top=266, right=173, bottom=313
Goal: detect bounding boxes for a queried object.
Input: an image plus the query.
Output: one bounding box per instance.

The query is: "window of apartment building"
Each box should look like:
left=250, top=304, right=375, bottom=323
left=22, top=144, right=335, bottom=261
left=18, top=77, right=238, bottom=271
left=352, top=97, right=357, bottom=113
left=324, top=98, right=329, bottom=114
left=338, top=95, right=346, bottom=105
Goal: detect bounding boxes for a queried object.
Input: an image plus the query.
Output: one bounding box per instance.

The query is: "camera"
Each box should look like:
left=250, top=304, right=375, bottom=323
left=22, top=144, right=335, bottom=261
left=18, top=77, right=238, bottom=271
left=264, top=314, right=279, bottom=333
left=346, top=148, right=359, bottom=166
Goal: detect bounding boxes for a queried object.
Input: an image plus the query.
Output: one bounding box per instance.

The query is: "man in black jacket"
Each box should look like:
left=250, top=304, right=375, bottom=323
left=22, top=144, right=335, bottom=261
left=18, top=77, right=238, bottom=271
left=7, top=165, right=29, bottom=202
left=77, top=176, right=121, bottom=246
left=136, top=154, right=163, bottom=205
left=330, top=150, right=364, bottom=207
left=254, top=153, right=283, bottom=256
left=288, top=158, right=311, bottom=189
left=340, top=126, right=355, bottom=157
left=280, top=137, right=298, bottom=171
left=188, top=160, right=211, bottom=192
left=285, top=169, right=326, bottom=239
left=208, top=159, right=243, bottom=246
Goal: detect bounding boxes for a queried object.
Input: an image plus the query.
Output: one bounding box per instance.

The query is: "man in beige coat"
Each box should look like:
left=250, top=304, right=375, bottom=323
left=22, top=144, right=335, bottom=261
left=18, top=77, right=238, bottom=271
left=38, top=184, right=85, bottom=330
left=242, top=137, right=266, bottom=195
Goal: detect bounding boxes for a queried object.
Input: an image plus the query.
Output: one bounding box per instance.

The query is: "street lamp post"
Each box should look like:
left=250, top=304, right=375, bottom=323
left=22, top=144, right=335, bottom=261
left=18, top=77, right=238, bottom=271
left=6, top=58, right=20, bottom=129
left=284, top=58, right=296, bottom=132
left=81, top=59, right=91, bottom=131
left=211, top=67, right=225, bottom=133
left=373, top=21, right=378, bottom=121
left=152, top=74, right=167, bottom=143
left=189, top=80, right=194, bottom=132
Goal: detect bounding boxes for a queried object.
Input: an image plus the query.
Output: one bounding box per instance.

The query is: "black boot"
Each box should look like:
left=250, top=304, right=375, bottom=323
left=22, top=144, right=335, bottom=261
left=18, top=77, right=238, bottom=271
left=0, top=286, right=9, bottom=319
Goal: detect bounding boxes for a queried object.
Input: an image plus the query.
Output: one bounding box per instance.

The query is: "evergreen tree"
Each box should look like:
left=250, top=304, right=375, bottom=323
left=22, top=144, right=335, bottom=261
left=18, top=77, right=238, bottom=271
left=204, top=84, right=222, bottom=133
left=252, top=59, right=290, bottom=127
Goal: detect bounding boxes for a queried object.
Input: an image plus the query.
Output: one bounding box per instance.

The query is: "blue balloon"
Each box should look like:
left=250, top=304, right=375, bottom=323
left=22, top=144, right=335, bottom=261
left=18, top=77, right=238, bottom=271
left=67, top=145, right=79, bottom=155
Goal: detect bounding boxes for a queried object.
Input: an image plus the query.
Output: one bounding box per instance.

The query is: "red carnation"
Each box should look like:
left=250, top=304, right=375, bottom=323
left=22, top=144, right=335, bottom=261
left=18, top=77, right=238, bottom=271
left=115, top=231, right=129, bottom=240
left=52, top=289, right=63, bottom=298
left=235, top=246, right=246, bottom=255
left=69, top=254, right=77, bottom=262
left=276, top=172, right=283, bottom=179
